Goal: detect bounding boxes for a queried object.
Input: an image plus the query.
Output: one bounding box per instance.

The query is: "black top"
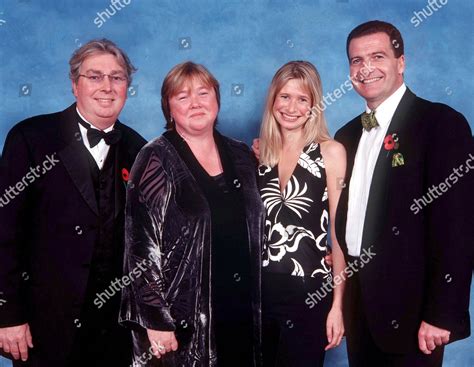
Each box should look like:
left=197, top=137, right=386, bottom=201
left=258, top=142, right=331, bottom=281
left=163, top=129, right=253, bottom=324
left=121, top=129, right=264, bottom=366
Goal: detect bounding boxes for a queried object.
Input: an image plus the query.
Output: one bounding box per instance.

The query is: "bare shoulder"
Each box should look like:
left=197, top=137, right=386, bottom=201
left=320, top=139, right=346, bottom=164
left=320, top=140, right=347, bottom=188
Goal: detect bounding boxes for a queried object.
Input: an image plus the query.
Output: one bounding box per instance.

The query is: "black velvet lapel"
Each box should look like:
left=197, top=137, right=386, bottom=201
left=361, top=89, right=417, bottom=251
left=163, top=129, right=241, bottom=197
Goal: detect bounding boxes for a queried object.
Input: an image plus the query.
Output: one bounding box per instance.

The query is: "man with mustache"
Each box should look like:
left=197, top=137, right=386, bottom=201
left=0, top=39, right=146, bottom=366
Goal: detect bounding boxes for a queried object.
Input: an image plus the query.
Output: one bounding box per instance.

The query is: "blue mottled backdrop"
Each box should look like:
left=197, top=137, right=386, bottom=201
left=0, top=0, right=472, bottom=366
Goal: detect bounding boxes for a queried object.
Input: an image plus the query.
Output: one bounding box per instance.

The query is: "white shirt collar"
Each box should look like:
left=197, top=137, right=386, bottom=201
left=76, top=107, right=114, bottom=133
left=365, top=83, right=407, bottom=129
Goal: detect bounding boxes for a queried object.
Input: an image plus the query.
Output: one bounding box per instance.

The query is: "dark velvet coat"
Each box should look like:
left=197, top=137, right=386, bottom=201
left=120, top=132, right=265, bottom=366
left=335, top=88, right=474, bottom=354
left=0, top=104, right=146, bottom=365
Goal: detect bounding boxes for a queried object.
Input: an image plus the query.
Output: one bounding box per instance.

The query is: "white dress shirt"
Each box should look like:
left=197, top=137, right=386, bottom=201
left=346, top=83, right=407, bottom=256
left=76, top=108, right=114, bottom=170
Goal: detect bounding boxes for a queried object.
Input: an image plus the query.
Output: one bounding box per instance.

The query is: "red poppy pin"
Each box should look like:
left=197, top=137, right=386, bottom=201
left=121, top=168, right=130, bottom=183
left=384, top=133, right=404, bottom=167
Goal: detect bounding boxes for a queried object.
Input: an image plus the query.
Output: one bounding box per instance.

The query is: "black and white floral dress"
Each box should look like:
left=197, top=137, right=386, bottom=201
left=258, top=142, right=333, bottom=366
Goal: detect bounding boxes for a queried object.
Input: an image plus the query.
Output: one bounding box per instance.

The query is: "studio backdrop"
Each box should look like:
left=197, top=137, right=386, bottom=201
left=0, top=1, right=472, bottom=366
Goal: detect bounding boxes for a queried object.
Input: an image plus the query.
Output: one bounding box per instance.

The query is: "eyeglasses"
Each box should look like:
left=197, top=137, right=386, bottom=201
left=79, top=73, right=128, bottom=85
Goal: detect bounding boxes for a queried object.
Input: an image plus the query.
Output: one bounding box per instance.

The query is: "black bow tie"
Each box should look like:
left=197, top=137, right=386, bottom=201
left=77, top=119, right=122, bottom=148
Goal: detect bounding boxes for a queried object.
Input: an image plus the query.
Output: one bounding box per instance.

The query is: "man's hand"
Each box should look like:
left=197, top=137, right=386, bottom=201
left=0, top=323, right=33, bottom=361
left=251, top=138, right=260, bottom=160
left=418, top=320, right=450, bottom=354
left=146, top=329, right=178, bottom=359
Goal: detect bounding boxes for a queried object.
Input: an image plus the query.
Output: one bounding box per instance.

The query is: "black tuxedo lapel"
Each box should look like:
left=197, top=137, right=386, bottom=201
left=57, top=104, right=98, bottom=216
left=114, top=141, right=124, bottom=218
left=114, top=123, right=127, bottom=219
left=335, top=120, right=363, bottom=256
left=344, top=125, right=364, bottom=187
left=113, top=121, right=140, bottom=218
left=361, top=89, right=417, bottom=251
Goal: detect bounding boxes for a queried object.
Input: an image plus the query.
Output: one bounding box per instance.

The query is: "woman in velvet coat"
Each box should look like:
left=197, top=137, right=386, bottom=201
left=120, top=62, right=265, bottom=367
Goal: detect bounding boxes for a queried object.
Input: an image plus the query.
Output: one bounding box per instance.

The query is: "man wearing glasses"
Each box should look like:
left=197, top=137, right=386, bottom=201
left=0, top=39, right=146, bottom=366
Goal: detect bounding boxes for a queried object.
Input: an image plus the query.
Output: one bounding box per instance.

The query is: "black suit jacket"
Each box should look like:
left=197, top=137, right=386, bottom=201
left=0, top=104, right=146, bottom=364
left=335, top=89, right=474, bottom=353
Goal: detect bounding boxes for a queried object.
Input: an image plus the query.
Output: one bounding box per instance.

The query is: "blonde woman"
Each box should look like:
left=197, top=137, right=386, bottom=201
left=258, top=61, right=346, bottom=366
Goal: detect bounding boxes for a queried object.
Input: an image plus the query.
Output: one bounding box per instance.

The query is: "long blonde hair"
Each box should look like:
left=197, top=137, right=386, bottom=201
left=259, top=61, right=331, bottom=167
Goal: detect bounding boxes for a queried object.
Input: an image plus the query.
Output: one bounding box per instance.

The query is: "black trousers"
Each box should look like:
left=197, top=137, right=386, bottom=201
left=11, top=320, right=131, bottom=367
left=214, top=320, right=255, bottom=367
left=344, top=271, right=444, bottom=367
left=262, top=274, right=332, bottom=367
left=67, top=321, right=132, bottom=367
left=67, top=289, right=132, bottom=367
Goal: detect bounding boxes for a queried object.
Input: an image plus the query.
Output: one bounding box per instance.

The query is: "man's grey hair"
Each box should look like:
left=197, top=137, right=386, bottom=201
left=69, top=38, right=137, bottom=86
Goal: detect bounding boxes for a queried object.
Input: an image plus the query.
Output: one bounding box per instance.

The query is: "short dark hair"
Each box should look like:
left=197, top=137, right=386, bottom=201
left=346, top=20, right=404, bottom=59
left=161, top=61, right=220, bottom=130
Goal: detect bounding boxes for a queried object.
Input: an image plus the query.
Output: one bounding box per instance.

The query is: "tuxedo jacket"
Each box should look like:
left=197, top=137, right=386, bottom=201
left=335, top=88, right=473, bottom=353
left=0, top=103, right=146, bottom=364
